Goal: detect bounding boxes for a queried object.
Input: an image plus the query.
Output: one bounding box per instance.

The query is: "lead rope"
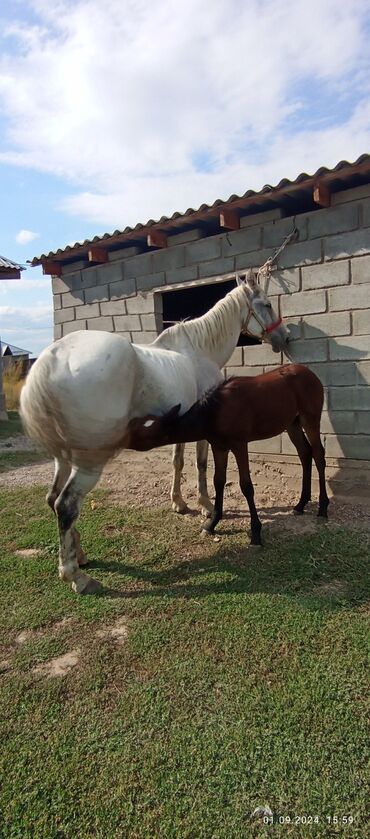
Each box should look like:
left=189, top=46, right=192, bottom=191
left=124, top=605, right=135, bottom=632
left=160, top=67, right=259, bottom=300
left=257, top=226, right=299, bottom=294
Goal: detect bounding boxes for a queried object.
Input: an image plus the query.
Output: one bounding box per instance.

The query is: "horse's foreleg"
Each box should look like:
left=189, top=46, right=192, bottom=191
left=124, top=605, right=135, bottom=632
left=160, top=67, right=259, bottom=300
left=286, top=418, right=313, bottom=514
left=233, top=444, right=262, bottom=546
left=202, top=446, right=228, bottom=534
left=55, top=466, right=102, bottom=594
left=47, top=457, right=88, bottom=567
left=171, top=443, right=189, bottom=513
left=196, top=440, right=213, bottom=516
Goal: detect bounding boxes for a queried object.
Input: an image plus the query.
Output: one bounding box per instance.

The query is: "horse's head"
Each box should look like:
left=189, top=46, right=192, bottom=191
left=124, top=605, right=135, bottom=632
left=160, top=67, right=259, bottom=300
left=237, top=271, right=290, bottom=355
left=127, top=405, right=181, bottom=451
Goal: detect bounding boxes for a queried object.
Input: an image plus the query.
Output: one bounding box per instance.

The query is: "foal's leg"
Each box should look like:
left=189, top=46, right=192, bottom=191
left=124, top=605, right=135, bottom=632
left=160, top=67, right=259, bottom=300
left=286, top=418, right=313, bottom=514
left=202, top=447, right=229, bottom=534
left=196, top=440, right=214, bottom=516
left=171, top=443, right=189, bottom=513
left=47, top=457, right=88, bottom=567
left=302, top=420, right=329, bottom=519
left=232, top=444, right=262, bottom=546
left=55, top=465, right=102, bottom=594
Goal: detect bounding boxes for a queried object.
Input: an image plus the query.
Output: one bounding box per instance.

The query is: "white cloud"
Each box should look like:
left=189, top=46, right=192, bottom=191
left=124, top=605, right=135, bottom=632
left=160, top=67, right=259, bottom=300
left=15, top=228, right=39, bottom=245
left=1, top=0, right=370, bottom=228
left=0, top=304, right=52, bottom=323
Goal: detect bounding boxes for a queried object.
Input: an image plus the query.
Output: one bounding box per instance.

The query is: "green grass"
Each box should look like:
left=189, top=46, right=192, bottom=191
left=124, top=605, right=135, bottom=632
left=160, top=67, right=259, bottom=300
left=0, top=410, right=23, bottom=439
left=0, top=486, right=369, bottom=838
left=0, top=450, right=47, bottom=472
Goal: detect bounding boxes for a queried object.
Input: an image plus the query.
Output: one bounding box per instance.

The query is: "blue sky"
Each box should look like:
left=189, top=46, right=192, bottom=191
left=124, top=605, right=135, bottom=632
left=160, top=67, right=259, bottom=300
left=1, top=0, right=370, bottom=355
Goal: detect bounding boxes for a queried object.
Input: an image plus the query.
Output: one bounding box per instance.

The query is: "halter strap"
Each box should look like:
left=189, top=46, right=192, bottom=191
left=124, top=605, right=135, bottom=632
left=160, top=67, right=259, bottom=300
left=265, top=317, right=282, bottom=334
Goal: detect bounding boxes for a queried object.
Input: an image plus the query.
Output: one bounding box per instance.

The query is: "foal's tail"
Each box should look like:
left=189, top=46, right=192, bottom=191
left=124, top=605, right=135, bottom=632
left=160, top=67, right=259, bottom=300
left=20, top=353, right=67, bottom=457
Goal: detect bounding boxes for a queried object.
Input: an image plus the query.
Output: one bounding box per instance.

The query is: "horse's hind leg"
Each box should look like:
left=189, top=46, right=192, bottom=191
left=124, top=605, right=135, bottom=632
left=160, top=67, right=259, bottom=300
left=232, top=443, right=262, bottom=546
left=196, top=440, right=213, bottom=517
left=301, top=419, right=329, bottom=519
left=55, top=465, right=102, bottom=594
left=171, top=443, right=189, bottom=513
left=286, top=417, right=313, bottom=514
left=47, top=457, right=88, bottom=567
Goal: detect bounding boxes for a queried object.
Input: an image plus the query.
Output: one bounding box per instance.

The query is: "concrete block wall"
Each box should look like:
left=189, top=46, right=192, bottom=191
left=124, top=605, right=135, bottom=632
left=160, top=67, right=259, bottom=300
left=52, top=185, right=370, bottom=470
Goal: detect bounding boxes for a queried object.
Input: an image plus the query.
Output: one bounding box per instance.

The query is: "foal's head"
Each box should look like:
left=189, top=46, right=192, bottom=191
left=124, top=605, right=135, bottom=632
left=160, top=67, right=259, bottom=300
left=127, top=405, right=181, bottom=451
left=237, top=271, right=290, bottom=354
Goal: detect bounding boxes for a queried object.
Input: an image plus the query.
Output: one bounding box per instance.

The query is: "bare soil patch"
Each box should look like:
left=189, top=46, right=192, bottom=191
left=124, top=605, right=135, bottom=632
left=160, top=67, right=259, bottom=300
left=33, top=649, right=81, bottom=678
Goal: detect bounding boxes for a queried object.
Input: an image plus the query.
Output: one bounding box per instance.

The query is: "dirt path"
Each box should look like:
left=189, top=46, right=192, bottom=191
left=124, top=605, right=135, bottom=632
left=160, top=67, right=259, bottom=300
left=1, top=435, right=369, bottom=531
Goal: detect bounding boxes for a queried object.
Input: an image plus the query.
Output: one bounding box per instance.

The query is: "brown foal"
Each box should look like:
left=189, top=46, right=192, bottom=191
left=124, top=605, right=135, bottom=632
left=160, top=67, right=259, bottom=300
left=127, top=364, right=329, bottom=546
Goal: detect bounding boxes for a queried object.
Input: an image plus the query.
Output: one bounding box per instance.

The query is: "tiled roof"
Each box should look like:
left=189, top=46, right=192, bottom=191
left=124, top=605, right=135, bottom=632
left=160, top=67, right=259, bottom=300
left=31, top=154, right=370, bottom=266
left=0, top=255, right=24, bottom=271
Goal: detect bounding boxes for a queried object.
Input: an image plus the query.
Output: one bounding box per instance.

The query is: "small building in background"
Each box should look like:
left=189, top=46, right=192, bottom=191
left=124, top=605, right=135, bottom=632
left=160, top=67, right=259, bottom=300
left=0, top=255, right=25, bottom=420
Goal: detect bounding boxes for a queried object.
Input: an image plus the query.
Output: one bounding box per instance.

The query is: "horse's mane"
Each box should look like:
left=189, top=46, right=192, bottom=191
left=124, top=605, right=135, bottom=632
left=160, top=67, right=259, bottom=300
left=198, top=377, right=235, bottom=411
left=156, top=285, right=248, bottom=354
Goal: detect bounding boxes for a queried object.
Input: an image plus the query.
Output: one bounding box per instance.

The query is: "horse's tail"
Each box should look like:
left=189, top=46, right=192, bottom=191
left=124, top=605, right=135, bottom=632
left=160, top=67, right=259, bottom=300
left=20, top=353, right=67, bottom=457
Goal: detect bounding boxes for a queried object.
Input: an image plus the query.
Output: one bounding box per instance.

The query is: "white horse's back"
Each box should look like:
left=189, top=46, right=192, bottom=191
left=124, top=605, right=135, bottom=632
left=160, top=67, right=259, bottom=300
left=20, top=331, right=138, bottom=455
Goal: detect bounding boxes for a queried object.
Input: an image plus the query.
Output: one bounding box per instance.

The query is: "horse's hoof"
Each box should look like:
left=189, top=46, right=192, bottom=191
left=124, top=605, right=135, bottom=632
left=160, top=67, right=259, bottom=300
left=172, top=501, right=189, bottom=514
left=249, top=542, right=263, bottom=549
left=293, top=507, right=304, bottom=515
left=72, top=575, right=102, bottom=595
left=78, top=553, right=89, bottom=567
left=198, top=497, right=214, bottom=517
left=201, top=508, right=213, bottom=519
left=201, top=527, right=214, bottom=538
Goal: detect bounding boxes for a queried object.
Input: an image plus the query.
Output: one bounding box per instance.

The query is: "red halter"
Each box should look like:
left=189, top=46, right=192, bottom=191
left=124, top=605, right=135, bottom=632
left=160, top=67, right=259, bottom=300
left=265, top=317, right=282, bottom=334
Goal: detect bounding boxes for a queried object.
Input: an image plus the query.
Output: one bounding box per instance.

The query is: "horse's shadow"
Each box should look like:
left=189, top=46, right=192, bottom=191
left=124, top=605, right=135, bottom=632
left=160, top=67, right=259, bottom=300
left=89, top=509, right=370, bottom=610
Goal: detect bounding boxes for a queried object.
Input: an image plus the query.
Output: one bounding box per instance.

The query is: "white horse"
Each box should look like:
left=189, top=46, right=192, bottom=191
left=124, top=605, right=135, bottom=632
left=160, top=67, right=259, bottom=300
left=20, top=273, right=289, bottom=594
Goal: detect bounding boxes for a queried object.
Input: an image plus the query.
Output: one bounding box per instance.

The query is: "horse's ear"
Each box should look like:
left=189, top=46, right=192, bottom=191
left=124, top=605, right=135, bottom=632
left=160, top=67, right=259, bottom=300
left=237, top=269, right=258, bottom=290
left=165, top=403, right=181, bottom=421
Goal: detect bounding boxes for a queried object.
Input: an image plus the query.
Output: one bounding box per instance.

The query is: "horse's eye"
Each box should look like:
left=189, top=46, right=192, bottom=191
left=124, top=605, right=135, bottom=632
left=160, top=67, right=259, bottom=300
left=266, top=302, right=272, bottom=310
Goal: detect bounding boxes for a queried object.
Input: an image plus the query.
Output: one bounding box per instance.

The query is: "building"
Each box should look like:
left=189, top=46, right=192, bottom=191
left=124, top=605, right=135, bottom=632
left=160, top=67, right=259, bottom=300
left=1, top=343, right=32, bottom=375
left=32, top=156, right=370, bottom=493
left=0, top=255, right=25, bottom=420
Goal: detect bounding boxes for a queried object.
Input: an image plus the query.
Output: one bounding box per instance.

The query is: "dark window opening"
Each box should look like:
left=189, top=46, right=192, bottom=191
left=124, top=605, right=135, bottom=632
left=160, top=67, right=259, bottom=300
left=162, top=279, right=260, bottom=347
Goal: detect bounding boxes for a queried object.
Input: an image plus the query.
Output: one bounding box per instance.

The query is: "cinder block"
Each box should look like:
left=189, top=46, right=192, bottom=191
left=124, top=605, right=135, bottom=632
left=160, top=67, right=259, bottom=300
left=61, top=289, right=84, bottom=308
left=332, top=183, right=370, bottom=205
left=351, top=255, right=370, bottom=284
left=269, top=268, right=300, bottom=294
left=79, top=266, right=97, bottom=289
left=53, top=272, right=81, bottom=294
left=140, top=313, right=159, bottom=331
left=87, top=316, right=114, bottom=332
left=302, top=260, right=349, bottom=290
left=329, top=335, right=370, bottom=361
left=221, top=226, right=261, bottom=257
left=109, top=278, right=136, bottom=300
left=249, top=436, right=281, bottom=454
left=304, top=362, right=330, bottom=386
left=263, top=215, right=307, bottom=248
left=362, top=197, right=370, bottom=227
left=95, top=262, right=124, bottom=286
left=227, top=347, right=243, bottom=366
left=186, top=236, right=221, bottom=264
left=85, top=284, right=109, bottom=304
left=320, top=411, right=356, bottom=434
left=326, top=362, right=358, bottom=386
left=303, top=312, right=351, bottom=339
left=113, top=315, right=141, bottom=332
left=133, top=332, right=158, bottom=345
left=152, top=246, right=185, bottom=273
left=114, top=331, right=132, bottom=342
left=76, top=303, right=100, bottom=320
left=126, top=293, right=159, bottom=315
left=53, top=294, right=61, bottom=310
left=281, top=290, right=326, bottom=317
left=330, top=284, right=370, bottom=311
left=242, top=343, right=282, bottom=366
left=54, top=324, right=62, bottom=340
left=235, top=249, right=271, bottom=271
left=168, top=228, right=203, bottom=246
left=165, top=265, right=198, bottom=285
left=240, top=208, right=282, bottom=227
left=357, top=413, right=370, bottom=433
left=353, top=309, right=370, bottom=335
left=225, top=365, right=264, bottom=376
left=108, top=246, right=142, bottom=261
left=136, top=272, right=165, bottom=292
left=324, top=228, right=370, bottom=261
left=325, top=435, right=370, bottom=460
left=199, top=257, right=234, bottom=279
left=288, top=339, right=328, bottom=363
left=308, top=204, right=358, bottom=238
left=357, top=361, right=370, bottom=384
left=100, top=300, right=127, bottom=316
left=124, top=252, right=153, bottom=278
left=281, top=433, right=298, bottom=455
left=330, top=387, right=370, bottom=410
left=63, top=320, right=85, bottom=335
left=278, top=239, right=322, bottom=268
